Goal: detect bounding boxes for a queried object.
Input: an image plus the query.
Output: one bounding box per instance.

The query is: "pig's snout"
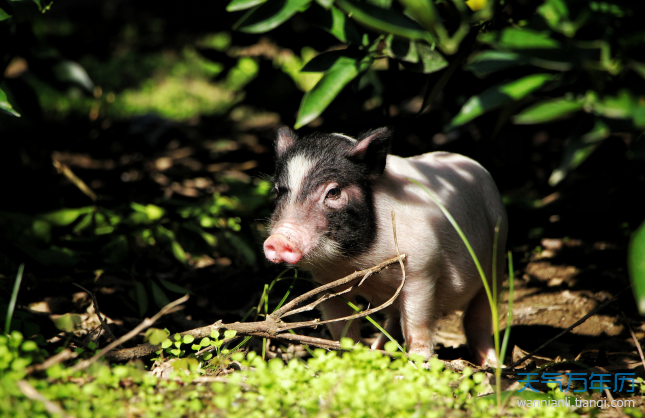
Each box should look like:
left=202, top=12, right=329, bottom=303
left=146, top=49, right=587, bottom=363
left=264, top=234, right=302, bottom=264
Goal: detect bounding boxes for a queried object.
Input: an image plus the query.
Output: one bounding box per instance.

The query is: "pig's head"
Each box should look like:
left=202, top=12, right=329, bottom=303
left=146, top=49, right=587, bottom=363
left=263, top=127, right=391, bottom=269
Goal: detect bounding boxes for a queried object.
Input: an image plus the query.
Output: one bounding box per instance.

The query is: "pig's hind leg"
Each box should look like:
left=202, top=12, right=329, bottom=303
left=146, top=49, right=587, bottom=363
left=462, top=287, right=498, bottom=367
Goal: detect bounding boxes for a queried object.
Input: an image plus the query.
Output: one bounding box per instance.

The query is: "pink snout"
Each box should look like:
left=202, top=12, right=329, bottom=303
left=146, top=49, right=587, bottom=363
left=264, top=234, right=303, bottom=264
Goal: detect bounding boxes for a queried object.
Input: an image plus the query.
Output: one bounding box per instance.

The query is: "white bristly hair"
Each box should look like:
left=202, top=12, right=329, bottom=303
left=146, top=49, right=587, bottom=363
left=332, top=133, right=357, bottom=143
left=286, top=154, right=315, bottom=204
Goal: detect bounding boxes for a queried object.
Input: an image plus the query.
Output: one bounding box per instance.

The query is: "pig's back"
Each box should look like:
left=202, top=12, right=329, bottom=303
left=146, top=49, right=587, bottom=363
left=362, top=152, right=507, bottom=312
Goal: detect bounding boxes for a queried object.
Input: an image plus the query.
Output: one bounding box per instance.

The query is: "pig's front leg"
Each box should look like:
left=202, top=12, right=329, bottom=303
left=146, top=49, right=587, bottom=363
left=319, top=297, right=362, bottom=344
left=399, top=278, right=438, bottom=359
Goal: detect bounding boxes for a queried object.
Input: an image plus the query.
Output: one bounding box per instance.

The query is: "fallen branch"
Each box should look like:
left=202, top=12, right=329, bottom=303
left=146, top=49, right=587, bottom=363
left=106, top=254, right=406, bottom=362
left=73, top=283, right=120, bottom=346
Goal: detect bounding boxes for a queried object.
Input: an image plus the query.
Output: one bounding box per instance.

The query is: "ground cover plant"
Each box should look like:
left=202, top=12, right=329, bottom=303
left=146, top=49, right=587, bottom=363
left=1, top=0, right=645, bottom=416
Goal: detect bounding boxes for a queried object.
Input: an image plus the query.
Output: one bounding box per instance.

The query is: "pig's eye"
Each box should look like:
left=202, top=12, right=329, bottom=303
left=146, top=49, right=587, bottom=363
left=326, top=187, right=341, bottom=200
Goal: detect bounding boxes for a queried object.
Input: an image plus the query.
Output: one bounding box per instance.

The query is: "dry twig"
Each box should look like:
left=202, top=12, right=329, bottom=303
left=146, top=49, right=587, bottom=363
left=73, top=283, right=120, bottom=346
left=26, top=349, right=78, bottom=375
left=70, top=294, right=189, bottom=373
left=621, top=311, right=645, bottom=372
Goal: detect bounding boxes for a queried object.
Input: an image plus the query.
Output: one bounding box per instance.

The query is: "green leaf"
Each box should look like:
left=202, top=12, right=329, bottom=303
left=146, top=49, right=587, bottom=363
left=447, top=74, right=553, bottom=129
left=295, top=54, right=372, bottom=128
left=397, top=0, right=441, bottom=34
left=0, top=0, right=13, bottom=21
left=38, top=207, right=93, bottom=227
left=628, top=220, right=645, bottom=315
left=182, top=335, right=195, bottom=344
left=227, top=0, right=267, bottom=12
left=400, top=42, right=447, bottom=74
left=548, top=119, right=609, bottom=186
left=538, top=0, right=578, bottom=37
left=224, top=330, right=237, bottom=339
left=631, top=61, right=645, bottom=80
left=305, top=4, right=361, bottom=44
left=465, top=50, right=526, bottom=76
left=594, top=90, right=634, bottom=120
left=513, top=97, right=584, bottom=124
left=234, top=0, right=312, bottom=33
left=386, top=37, right=419, bottom=63
left=134, top=281, right=148, bottom=317
left=150, top=280, right=171, bottom=309
left=53, top=314, right=82, bottom=332
left=199, top=337, right=211, bottom=347
left=480, top=28, right=561, bottom=50
left=335, top=0, right=434, bottom=44
left=145, top=328, right=170, bottom=345
left=301, top=50, right=352, bottom=72
left=0, top=88, right=20, bottom=117
left=211, top=329, right=220, bottom=339
left=158, top=278, right=191, bottom=295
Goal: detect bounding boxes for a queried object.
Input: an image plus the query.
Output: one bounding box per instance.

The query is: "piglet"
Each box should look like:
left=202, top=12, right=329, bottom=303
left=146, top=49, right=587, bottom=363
left=263, top=127, right=508, bottom=366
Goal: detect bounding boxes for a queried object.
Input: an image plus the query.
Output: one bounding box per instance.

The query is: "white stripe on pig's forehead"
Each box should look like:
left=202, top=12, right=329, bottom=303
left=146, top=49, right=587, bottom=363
left=286, top=154, right=316, bottom=203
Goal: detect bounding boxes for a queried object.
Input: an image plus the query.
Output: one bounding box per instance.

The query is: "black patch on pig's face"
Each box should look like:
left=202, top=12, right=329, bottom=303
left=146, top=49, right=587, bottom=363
left=270, top=129, right=392, bottom=260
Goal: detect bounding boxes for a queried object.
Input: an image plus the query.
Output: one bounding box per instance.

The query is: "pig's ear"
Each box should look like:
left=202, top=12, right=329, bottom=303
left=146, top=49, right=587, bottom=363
left=276, top=127, right=297, bottom=157
left=347, top=127, right=392, bottom=175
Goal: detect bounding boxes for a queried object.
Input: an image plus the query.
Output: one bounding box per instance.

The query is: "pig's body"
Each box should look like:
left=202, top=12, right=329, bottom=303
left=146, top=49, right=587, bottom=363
left=264, top=128, right=507, bottom=365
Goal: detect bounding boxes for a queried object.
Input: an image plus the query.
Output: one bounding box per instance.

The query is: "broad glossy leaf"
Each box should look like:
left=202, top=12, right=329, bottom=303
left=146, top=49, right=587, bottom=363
left=39, top=207, right=93, bottom=226
left=513, top=97, right=583, bottom=124
left=386, top=37, right=418, bottom=63
left=400, top=42, right=447, bottom=73
left=538, top=0, right=577, bottom=36
left=480, top=28, right=561, bottom=50
left=305, top=4, right=361, bottom=44
left=227, top=0, right=267, bottom=12
left=295, top=54, right=372, bottom=128
left=335, top=0, right=434, bottom=44
left=413, top=42, right=447, bottom=73
left=465, top=50, right=526, bottom=76
left=548, top=119, right=609, bottom=186
left=301, top=50, right=352, bottom=72
left=0, top=0, right=13, bottom=21
left=151, top=280, right=171, bottom=309
left=628, top=220, right=645, bottom=315
left=367, top=0, right=392, bottom=7
left=447, top=74, right=553, bottom=129
left=158, top=278, right=191, bottom=295
left=594, top=90, right=634, bottom=120
left=398, top=0, right=441, bottom=33
left=0, top=88, right=20, bottom=117
left=234, top=0, right=312, bottom=34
